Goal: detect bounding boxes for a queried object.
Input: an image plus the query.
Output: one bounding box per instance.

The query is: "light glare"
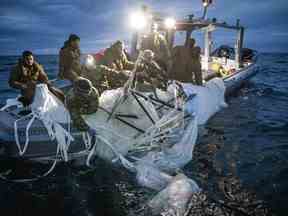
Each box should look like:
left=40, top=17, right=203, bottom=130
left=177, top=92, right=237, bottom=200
left=86, top=55, right=94, bottom=66
left=164, top=18, right=176, bottom=29
left=130, top=12, right=147, bottom=30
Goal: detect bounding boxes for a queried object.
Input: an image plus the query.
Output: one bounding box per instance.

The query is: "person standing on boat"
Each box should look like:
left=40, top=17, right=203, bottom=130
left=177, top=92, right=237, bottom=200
left=186, top=38, right=202, bottom=85
left=65, top=77, right=99, bottom=132
left=191, top=46, right=203, bottom=86
left=169, top=38, right=203, bottom=85
left=58, top=34, right=83, bottom=82
left=9, top=50, right=64, bottom=106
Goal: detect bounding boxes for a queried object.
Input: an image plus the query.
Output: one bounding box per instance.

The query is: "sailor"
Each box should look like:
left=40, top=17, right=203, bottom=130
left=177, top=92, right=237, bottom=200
left=58, top=34, right=83, bottom=82
left=186, top=37, right=196, bottom=49
left=82, top=63, right=129, bottom=94
left=169, top=38, right=203, bottom=85
left=9, top=50, right=64, bottom=106
left=136, top=50, right=167, bottom=91
left=140, top=29, right=171, bottom=72
left=191, top=46, right=203, bottom=86
left=100, top=40, right=135, bottom=72
left=65, top=77, right=99, bottom=132
left=185, top=38, right=203, bottom=85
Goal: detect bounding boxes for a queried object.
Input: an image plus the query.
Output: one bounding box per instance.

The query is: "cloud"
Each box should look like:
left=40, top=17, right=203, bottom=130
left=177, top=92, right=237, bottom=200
left=0, top=0, right=287, bottom=55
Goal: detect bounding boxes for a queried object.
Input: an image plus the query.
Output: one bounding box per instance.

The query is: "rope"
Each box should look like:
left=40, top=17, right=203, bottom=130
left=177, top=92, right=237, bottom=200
left=82, top=132, right=92, bottom=150
left=0, top=144, right=60, bottom=183
left=14, top=113, right=34, bottom=156
left=10, top=85, right=74, bottom=183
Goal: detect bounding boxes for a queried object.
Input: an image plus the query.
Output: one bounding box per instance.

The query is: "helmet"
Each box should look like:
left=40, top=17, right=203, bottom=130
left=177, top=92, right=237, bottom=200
left=73, top=77, right=92, bottom=95
left=68, top=34, right=80, bottom=42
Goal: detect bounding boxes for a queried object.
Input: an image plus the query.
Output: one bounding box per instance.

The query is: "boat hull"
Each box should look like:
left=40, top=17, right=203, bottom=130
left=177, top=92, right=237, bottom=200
left=224, top=62, right=260, bottom=96
left=0, top=110, right=86, bottom=160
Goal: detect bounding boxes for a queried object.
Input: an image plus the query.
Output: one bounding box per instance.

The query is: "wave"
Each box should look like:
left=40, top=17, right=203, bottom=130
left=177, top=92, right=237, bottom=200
left=275, top=60, right=288, bottom=64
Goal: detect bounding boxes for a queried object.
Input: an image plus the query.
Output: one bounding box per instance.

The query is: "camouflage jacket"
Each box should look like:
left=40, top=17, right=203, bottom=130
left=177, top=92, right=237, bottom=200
left=141, top=33, right=171, bottom=70
left=139, top=59, right=167, bottom=89
left=9, top=60, right=49, bottom=91
left=169, top=46, right=202, bottom=85
left=83, top=64, right=129, bottom=93
left=100, top=48, right=135, bottom=71
left=65, top=87, right=99, bottom=131
left=59, top=43, right=82, bottom=81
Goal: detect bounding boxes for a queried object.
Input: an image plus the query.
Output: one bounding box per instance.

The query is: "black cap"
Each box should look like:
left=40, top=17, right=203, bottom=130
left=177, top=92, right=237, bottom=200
left=68, top=34, right=80, bottom=42
left=22, top=50, right=33, bottom=58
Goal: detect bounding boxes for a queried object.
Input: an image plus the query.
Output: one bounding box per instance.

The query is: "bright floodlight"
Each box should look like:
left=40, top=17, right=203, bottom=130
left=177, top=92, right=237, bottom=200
left=130, top=12, right=147, bottom=30
left=164, top=18, right=176, bottom=29
left=86, top=54, right=94, bottom=66
left=203, top=2, right=208, bottom=7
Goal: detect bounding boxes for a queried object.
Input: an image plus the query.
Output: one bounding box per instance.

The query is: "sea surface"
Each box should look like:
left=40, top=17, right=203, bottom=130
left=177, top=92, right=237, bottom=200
left=0, top=53, right=287, bottom=215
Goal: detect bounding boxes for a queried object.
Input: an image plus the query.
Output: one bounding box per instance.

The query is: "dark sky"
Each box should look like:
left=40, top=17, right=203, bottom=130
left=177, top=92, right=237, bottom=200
left=0, top=0, right=287, bottom=55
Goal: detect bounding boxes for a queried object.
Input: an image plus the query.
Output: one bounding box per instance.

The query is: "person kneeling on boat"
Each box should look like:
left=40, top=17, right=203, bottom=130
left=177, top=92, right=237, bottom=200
left=82, top=60, right=130, bottom=94
left=140, top=29, right=172, bottom=72
left=9, top=50, right=65, bottom=106
left=100, top=40, right=135, bottom=72
left=65, top=77, right=99, bottom=134
left=136, top=50, right=168, bottom=91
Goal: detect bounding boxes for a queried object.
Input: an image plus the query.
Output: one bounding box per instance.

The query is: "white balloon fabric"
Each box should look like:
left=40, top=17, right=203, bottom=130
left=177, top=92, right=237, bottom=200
left=11, top=78, right=227, bottom=214
left=82, top=79, right=226, bottom=205
left=148, top=174, right=201, bottom=215
left=182, top=78, right=227, bottom=125
left=83, top=88, right=160, bottom=162
left=31, top=84, right=70, bottom=124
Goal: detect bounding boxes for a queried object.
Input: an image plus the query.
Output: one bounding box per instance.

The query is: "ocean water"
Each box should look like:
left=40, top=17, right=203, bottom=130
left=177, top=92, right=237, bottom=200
left=0, top=53, right=287, bottom=215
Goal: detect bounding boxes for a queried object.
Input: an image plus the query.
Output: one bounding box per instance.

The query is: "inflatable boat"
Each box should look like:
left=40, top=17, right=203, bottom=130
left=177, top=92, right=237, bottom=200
left=0, top=8, right=260, bottom=162
left=0, top=77, right=227, bottom=162
left=0, top=51, right=259, bottom=162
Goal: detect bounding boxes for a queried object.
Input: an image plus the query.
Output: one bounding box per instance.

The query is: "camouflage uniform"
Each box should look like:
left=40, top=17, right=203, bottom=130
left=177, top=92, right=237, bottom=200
left=82, top=64, right=128, bottom=93
left=100, top=42, right=135, bottom=71
left=137, top=50, right=167, bottom=90
left=65, top=78, right=99, bottom=131
left=169, top=45, right=203, bottom=85
left=58, top=41, right=83, bottom=81
left=9, top=60, right=49, bottom=106
left=140, top=32, right=171, bottom=71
